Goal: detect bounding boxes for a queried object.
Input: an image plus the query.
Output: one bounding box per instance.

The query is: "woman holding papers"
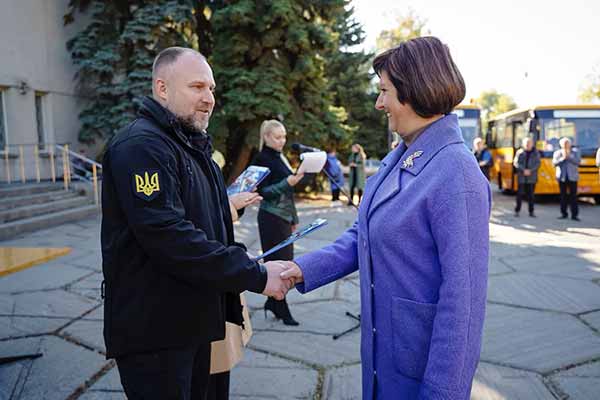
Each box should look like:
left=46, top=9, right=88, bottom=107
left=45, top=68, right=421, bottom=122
left=281, top=37, right=491, bottom=399
left=253, top=119, right=304, bottom=325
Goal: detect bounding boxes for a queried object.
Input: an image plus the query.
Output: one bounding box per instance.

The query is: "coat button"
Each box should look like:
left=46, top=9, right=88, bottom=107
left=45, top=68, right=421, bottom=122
left=374, top=370, right=377, bottom=376
left=373, top=328, right=377, bottom=333
left=363, top=240, right=367, bottom=248
left=371, top=283, right=374, bottom=289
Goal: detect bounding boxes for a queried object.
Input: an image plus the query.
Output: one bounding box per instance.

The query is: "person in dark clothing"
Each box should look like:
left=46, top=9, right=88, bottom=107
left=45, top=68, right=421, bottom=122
left=253, top=119, right=304, bottom=326
left=553, top=137, right=581, bottom=221
left=101, top=47, right=292, bottom=400
left=513, top=137, right=541, bottom=217
left=473, top=137, right=492, bottom=180
left=348, top=143, right=366, bottom=205
left=326, top=149, right=345, bottom=204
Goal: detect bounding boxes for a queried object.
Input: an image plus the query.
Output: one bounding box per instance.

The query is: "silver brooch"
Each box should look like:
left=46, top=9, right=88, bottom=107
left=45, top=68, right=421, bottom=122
left=402, top=151, right=424, bottom=168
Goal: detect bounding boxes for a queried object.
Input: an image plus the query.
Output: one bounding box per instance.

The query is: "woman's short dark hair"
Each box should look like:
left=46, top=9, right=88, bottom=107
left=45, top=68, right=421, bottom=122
left=373, top=36, right=465, bottom=118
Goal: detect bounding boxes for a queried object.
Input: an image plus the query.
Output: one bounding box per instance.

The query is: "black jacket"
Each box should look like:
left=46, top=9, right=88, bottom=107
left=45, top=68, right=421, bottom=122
left=253, top=146, right=299, bottom=224
left=101, top=97, right=267, bottom=358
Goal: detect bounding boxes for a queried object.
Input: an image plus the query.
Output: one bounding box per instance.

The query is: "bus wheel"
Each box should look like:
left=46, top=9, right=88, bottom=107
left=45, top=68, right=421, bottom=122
left=595, top=195, right=600, bottom=206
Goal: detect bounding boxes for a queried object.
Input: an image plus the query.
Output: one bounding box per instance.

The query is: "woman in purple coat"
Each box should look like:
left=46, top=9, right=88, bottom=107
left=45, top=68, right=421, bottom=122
left=281, top=36, right=491, bottom=399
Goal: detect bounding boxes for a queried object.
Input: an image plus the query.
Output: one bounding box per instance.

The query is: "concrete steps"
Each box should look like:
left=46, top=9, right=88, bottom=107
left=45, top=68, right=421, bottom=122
left=0, top=182, right=99, bottom=241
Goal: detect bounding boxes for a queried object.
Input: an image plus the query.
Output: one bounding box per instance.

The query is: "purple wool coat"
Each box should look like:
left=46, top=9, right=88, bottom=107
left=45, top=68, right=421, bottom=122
left=295, top=114, right=491, bottom=400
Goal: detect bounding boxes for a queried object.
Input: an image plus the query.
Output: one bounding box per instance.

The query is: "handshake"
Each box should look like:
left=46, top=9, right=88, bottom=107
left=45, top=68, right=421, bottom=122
left=261, top=261, right=304, bottom=300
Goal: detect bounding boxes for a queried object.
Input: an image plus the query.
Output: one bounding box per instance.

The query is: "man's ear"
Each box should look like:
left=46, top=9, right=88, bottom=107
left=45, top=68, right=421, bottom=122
left=154, top=78, right=168, bottom=102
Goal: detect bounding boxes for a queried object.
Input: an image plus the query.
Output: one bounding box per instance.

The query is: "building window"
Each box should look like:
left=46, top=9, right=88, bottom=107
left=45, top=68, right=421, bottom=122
left=35, top=93, right=46, bottom=149
left=0, top=90, right=6, bottom=150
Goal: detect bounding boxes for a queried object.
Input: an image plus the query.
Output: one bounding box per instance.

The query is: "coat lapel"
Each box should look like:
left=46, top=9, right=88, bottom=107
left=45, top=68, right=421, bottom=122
left=362, top=143, right=406, bottom=219
left=363, top=115, right=464, bottom=220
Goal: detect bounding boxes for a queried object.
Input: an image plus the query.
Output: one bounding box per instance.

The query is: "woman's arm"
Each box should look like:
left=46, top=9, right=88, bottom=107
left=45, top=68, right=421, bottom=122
left=282, top=221, right=360, bottom=293
left=259, top=174, right=304, bottom=200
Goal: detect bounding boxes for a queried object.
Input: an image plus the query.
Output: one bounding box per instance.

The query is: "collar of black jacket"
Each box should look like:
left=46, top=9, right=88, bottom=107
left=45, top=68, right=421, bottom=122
left=138, top=96, right=213, bottom=155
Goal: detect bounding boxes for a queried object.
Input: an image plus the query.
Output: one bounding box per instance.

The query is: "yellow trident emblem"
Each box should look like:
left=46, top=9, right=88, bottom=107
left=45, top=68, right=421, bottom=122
left=135, top=172, right=160, bottom=197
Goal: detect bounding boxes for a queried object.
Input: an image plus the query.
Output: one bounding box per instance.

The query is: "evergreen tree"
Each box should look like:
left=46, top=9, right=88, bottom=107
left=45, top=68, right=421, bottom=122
left=325, top=4, right=387, bottom=160
left=65, top=0, right=198, bottom=143
left=209, top=0, right=348, bottom=179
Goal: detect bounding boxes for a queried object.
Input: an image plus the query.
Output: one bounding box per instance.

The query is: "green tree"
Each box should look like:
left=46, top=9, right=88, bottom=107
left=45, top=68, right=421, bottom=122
left=375, top=9, right=429, bottom=52
left=210, top=1, right=352, bottom=179
left=65, top=0, right=198, bottom=143
left=476, top=89, right=518, bottom=122
left=325, top=4, right=388, bottom=160
left=578, top=68, right=600, bottom=103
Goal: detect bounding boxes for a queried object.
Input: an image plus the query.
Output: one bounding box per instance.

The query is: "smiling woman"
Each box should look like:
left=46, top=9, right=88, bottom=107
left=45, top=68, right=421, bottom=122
left=280, top=36, right=491, bottom=400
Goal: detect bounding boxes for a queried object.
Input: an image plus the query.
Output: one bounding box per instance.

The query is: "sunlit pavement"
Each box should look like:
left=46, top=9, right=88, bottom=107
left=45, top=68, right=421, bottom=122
left=0, top=186, right=599, bottom=399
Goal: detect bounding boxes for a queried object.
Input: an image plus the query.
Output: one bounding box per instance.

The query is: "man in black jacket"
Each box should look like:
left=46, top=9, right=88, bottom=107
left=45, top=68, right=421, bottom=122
left=101, top=47, right=292, bottom=399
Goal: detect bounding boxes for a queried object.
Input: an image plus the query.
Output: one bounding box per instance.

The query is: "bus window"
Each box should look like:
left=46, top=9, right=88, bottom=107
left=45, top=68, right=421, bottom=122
left=458, top=118, right=479, bottom=147
left=497, top=121, right=511, bottom=148
left=514, top=122, right=528, bottom=146
left=540, top=114, right=600, bottom=155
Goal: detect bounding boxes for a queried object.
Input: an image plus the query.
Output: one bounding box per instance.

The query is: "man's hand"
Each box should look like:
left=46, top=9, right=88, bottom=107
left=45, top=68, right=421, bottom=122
left=229, top=192, right=262, bottom=210
left=523, top=169, right=531, bottom=176
left=262, top=261, right=295, bottom=300
left=279, top=261, right=304, bottom=285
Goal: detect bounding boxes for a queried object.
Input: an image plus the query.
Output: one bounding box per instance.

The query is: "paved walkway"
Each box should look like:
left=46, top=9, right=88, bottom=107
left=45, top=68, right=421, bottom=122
left=0, top=188, right=599, bottom=399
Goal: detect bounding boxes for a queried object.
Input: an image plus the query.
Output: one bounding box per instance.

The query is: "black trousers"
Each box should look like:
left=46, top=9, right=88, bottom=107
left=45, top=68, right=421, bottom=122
left=207, top=371, right=230, bottom=400
left=349, top=187, right=363, bottom=203
left=116, top=342, right=211, bottom=400
left=257, top=209, right=293, bottom=262
left=331, top=188, right=340, bottom=201
left=559, top=180, right=579, bottom=218
left=515, top=182, right=536, bottom=214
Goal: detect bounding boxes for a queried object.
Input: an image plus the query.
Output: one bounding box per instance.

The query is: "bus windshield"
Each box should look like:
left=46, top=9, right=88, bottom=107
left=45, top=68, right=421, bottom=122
left=540, top=117, right=600, bottom=153
left=458, top=118, right=479, bottom=147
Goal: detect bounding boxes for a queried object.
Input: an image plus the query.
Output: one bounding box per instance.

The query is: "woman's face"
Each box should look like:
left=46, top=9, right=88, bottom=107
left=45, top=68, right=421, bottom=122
left=265, top=127, right=287, bottom=152
left=352, top=144, right=358, bottom=153
left=375, top=70, right=418, bottom=136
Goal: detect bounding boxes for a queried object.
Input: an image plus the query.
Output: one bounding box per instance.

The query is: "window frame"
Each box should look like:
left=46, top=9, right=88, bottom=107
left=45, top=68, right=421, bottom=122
left=35, top=92, right=47, bottom=150
left=0, top=88, right=7, bottom=150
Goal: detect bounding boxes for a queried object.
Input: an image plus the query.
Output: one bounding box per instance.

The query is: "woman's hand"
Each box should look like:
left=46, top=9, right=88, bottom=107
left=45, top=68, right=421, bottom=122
left=287, top=172, right=305, bottom=187
left=229, top=192, right=263, bottom=210
left=279, top=261, right=304, bottom=285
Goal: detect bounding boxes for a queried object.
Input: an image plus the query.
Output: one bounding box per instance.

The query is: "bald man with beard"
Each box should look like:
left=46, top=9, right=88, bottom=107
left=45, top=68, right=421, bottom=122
left=100, top=47, right=293, bottom=399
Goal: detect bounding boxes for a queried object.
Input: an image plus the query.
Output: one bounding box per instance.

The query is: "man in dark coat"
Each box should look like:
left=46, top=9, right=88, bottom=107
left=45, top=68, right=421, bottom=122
left=513, top=137, right=541, bottom=217
left=101, top=47, right=292, bottom=400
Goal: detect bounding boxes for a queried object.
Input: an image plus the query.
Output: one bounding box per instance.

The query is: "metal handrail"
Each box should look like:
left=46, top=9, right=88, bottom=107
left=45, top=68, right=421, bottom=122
left=57, top=144, right=102, bottom=170
left=2, top=143, right=101, bottom=207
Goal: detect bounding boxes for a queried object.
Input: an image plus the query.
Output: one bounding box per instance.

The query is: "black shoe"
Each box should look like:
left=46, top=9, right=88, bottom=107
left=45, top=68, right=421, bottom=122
left=264, top=298, right=299, bottom=326
left=571, top=216, right=581, bottom=221
left=514, top=212, right=519, bottom=217
left=529, top=212, right=536, bottom=218
left=558, top=215, right=568, bottom=219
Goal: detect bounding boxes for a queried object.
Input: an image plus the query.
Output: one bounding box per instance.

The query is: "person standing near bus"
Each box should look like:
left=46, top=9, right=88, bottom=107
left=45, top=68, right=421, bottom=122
left=473, top=137, right=492, bottom=180
left=513, top=137, right=540, bottom=217
left=553, top=137, right=581, bottom=221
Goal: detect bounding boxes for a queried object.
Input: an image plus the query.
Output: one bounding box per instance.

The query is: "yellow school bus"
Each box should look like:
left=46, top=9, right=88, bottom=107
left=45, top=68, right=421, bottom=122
left=453, top=104, right=482, bottom=146
left=486, top=105, right=600, bottom=201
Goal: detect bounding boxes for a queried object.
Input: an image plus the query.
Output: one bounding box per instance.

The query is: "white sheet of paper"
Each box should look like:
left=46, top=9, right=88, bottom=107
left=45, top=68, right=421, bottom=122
left=297, top=151, right=327, bottom=174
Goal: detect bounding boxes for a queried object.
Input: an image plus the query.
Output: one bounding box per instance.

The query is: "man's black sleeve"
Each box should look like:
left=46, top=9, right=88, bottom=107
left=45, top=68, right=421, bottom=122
left=107, top=134, right=267, bottom=294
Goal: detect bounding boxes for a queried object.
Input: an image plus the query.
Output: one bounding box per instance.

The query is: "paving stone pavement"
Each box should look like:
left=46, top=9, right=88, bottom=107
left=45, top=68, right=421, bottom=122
left=0, top=188, right=599, bottom=399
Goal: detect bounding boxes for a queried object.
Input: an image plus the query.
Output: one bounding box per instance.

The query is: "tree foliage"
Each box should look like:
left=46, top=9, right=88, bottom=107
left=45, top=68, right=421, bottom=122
left=475, top=89, right=518, bottom=121
left=578, top=67, right=600, bottom=103
left=375, top=9, right=429, bottom=53
left=65, top=0, right=389, bottom=178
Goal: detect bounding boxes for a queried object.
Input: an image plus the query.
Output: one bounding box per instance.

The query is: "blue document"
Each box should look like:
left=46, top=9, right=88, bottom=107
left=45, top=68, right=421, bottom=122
left=252, top=218, right=328, bottom=261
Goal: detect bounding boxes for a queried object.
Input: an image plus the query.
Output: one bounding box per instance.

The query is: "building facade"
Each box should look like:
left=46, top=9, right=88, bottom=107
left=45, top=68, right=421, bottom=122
left=0, top=0, right=88, bottom=182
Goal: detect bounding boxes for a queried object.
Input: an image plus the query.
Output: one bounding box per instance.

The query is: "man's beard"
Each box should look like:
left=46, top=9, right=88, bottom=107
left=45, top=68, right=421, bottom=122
left=175, top=112, right=208, bottom=134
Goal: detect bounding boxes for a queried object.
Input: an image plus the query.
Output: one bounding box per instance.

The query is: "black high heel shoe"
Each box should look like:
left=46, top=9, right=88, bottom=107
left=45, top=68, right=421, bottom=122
left=264, top=297, right=299, bottom=326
